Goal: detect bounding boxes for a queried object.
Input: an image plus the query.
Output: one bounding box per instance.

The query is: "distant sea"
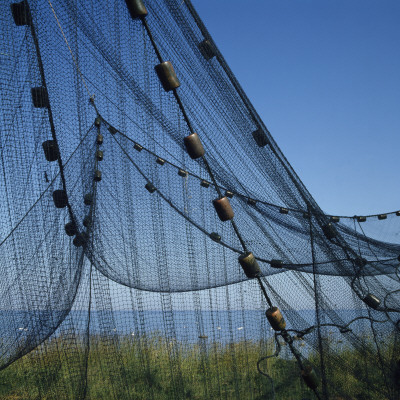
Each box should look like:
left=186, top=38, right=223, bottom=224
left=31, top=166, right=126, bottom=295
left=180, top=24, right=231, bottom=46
left=1, top=309, right=390, bottom=344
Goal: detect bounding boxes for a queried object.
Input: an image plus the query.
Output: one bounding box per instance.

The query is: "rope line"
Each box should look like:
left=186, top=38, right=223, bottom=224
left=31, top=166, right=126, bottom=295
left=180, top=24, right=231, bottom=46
left=47, top=0, right=92, bottom=98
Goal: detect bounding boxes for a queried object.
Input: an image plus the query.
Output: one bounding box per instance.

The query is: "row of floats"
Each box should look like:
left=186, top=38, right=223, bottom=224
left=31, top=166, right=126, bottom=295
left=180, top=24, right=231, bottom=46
left=11, top=0, right=102, bottom=247
left=128, top=135, right=399, bottom=223
left=124, top=0, right=320, bottom=392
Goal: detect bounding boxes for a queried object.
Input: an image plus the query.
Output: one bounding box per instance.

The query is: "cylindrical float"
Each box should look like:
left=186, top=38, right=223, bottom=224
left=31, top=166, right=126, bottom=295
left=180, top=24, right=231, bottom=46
left=184, top=132, right=205, bottom=159
left=125, top=0, right=148, bottom=19
left=42, top=140, right=59, bottom=162
left=266, top=307, right=286, bottom=331
left=11, top=1, right=32, bottom=26
left=145, top=182, right=156, bottom=193
left=238, top=252, right=260, bottom=278
left=301, top=366, right=319, bottom=390
left=363, top=293, right=381, bottom=309
left=94, top=170, right=102, bottom=182
left=322, top=223, right=336, bottom=240
left=84, top=194, right=93, bottom=206
left=31, top=87, right=49, bottom=108
left=154, top=61, right=180, bottom=92
left=65, top=222, right=77, bottom=237
left=52, top=190, right=68, bottom=208
left=270, top=259, right=283, bottom=269
left=213, top=197, right=234, bottom=221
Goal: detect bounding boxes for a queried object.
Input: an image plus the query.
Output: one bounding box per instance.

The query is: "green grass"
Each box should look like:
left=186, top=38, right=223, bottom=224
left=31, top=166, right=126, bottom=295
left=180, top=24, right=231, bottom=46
left=0, top=333, right=397, bottom=399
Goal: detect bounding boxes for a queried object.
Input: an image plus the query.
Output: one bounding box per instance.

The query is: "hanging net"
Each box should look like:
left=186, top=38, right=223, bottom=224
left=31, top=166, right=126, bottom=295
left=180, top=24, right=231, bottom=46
left=0, top=0, right=399, bottom=399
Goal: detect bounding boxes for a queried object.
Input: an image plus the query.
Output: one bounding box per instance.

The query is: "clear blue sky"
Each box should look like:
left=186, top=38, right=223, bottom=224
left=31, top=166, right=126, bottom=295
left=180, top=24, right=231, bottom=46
left=192, top=0, right=400, bottom=217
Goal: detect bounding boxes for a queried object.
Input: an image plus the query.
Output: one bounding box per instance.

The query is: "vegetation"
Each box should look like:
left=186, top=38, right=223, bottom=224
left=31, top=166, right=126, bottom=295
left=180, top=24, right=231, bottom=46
left=0, top=333, right=397, bottom=399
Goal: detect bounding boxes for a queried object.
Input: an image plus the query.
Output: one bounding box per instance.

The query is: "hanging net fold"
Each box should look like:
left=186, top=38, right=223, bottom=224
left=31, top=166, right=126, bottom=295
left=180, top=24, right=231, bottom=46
left=0, top=0, right=399, bottom=399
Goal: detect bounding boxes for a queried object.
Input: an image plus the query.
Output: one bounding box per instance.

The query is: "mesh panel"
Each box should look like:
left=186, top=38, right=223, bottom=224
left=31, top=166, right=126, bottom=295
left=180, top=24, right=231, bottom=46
left=0, top=1, right=399, bottom=399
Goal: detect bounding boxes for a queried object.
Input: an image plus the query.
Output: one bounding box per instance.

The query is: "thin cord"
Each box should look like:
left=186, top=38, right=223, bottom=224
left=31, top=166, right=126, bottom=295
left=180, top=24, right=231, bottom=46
left=47, top=0, right=92, bottom=98
left=308, top=206, right=329, bottom=399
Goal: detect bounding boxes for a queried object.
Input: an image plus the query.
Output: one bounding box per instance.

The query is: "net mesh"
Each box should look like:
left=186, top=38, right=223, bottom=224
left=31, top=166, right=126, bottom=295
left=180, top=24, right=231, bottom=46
left=0, top=1, right=399, bottom=399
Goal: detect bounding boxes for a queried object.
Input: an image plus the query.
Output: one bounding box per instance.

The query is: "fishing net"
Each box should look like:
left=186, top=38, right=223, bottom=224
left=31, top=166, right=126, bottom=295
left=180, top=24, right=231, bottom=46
left=0, top=0, right=399, bottom=399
